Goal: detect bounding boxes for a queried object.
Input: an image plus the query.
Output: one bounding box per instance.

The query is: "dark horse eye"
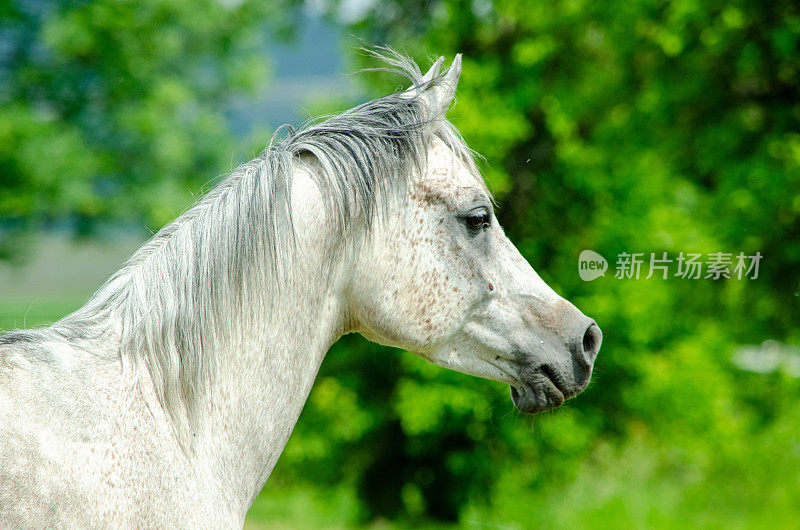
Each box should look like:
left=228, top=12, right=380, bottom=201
left=466, top=210, right=490, bottom=229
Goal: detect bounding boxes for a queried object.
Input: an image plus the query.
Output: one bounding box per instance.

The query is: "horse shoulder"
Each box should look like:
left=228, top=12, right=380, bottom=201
left=0, top=336, right=210, bottom=527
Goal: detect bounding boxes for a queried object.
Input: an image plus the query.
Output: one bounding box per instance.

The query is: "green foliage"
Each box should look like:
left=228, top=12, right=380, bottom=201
left=3, top=0, right=800, bottom=527
left=0, top=0, right=301, bottom=257
left=257, top=0, right=800, bottom=526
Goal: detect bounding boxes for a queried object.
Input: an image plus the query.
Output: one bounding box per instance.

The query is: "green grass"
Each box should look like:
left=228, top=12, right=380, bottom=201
left=0, top=299, right=86, bottom=333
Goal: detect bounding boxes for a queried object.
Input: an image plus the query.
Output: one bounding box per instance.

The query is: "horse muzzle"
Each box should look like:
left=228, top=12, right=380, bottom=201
left=510, top=319, right=602, bottom=414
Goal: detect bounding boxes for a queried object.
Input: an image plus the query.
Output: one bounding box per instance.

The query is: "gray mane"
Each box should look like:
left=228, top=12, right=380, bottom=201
left=4, top=50, right=480, bottom=443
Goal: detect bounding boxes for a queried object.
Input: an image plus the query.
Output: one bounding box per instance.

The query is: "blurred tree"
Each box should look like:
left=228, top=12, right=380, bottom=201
left=4, top=0, right=800, bottom=526
left=266, top=0, right=800, bottom=525
left=0, top=0, right=301, bottom=260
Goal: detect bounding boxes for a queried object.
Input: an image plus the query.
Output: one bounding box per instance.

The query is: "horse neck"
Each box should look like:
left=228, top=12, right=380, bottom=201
left=61, top=162, right=354, bottom=516
left=190, top=169, right=351, bottom=516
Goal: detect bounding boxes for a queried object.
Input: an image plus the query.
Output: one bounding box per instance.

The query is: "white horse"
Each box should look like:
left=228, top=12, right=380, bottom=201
left=0, top=52, right=601, bottom=527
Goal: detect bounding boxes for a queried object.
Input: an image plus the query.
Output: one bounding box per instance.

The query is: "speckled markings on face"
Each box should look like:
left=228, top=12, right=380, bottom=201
left=350, top=121, right=600, bottom=410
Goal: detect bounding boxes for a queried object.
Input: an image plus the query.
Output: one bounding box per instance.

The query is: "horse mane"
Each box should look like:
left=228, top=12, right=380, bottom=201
left=13, top=49, right=480, bottom=444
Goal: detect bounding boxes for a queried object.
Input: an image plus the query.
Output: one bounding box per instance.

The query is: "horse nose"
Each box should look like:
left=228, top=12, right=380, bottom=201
left=570, top=318, right=602, bottom=368
left=582, top=322, right=602, bottom=361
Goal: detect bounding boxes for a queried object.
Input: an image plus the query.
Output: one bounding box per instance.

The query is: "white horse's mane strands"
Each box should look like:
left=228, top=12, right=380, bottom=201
left=4, top=50, right=481, bottom=443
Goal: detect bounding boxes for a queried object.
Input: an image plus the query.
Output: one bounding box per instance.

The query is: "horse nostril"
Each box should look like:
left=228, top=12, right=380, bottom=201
left=582, top=323, right=602, bottom=361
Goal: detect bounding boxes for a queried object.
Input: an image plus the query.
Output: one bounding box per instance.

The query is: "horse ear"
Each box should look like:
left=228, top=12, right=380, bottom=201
left=434, top=53, right=462, bottom=113
left=420, top=56, right=445, bottom=84
left=406, top=54, right=463, bottom=118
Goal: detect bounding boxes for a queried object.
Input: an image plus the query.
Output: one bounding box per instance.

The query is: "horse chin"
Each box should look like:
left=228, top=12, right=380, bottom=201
left=509, top=381, right=565, bottom=414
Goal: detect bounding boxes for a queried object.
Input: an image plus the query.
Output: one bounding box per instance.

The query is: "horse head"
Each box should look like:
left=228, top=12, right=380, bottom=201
left=348, top=55, right=602, bottom=413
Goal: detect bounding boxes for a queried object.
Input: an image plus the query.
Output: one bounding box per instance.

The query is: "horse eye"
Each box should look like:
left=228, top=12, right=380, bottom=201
left=465, top=210, right=490, bottom=230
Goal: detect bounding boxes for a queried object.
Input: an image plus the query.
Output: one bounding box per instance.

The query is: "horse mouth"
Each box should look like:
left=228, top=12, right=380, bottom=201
left=509, top=365, right=570, bottom=414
